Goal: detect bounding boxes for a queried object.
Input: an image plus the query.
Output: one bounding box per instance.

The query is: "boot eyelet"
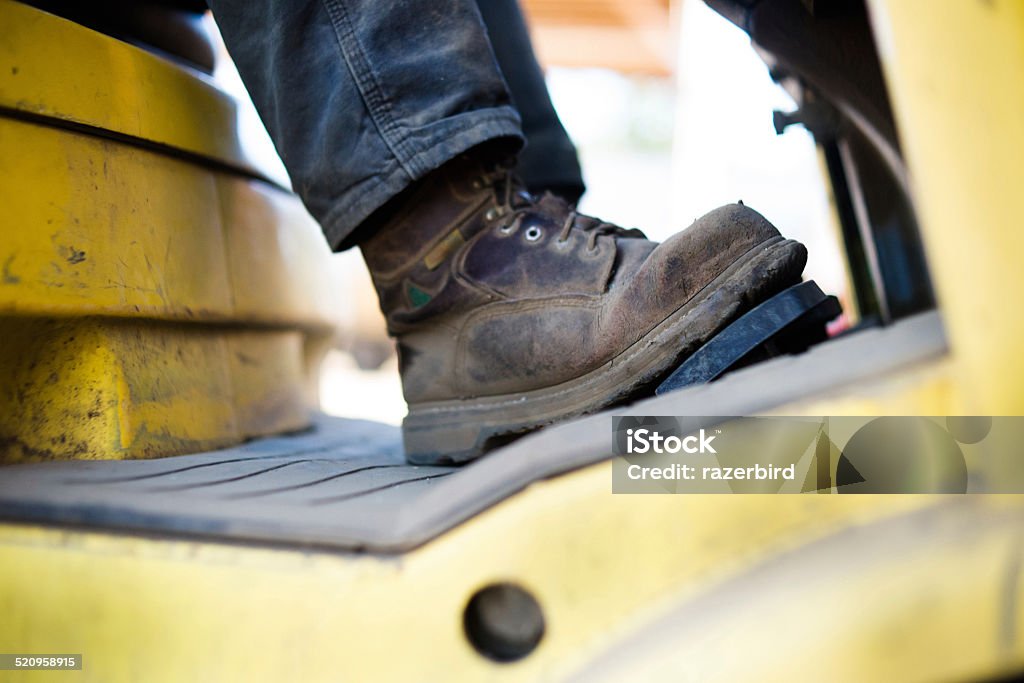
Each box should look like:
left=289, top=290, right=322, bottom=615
left=485, top=207, right=501, bottom=222
left=524, top=226, right=543, bottom=242
left=498, top=223, right=516, bottom=235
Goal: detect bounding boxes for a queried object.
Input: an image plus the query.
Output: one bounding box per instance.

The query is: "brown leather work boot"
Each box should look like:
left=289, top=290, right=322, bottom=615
left=360, top=155, right=808, bottom=464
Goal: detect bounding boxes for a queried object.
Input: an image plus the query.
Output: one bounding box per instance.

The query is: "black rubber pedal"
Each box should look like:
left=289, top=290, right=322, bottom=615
left=655, top=280, right=841, bottom=395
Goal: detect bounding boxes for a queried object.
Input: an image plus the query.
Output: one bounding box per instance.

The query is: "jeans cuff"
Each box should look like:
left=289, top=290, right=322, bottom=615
left=319, top=107, right=524, bottom=250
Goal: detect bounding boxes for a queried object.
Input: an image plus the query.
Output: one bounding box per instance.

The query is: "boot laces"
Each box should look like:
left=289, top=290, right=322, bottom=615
left=481, top=167, right=646, bottom=251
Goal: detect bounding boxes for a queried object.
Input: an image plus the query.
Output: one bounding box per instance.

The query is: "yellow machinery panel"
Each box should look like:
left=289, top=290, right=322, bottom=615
left=0, top=475, right=1022, bottom=681
left=0, top=1, right=340, bottom=463
left=863, top=0, right=1024, bottom=414
left=0, top=0, right=248, bottom=170
left=0, top=117, right=337, bottom=328
left=0, top=317, right=311, bottom=462
left=1, top=0, right=1024, bottom=680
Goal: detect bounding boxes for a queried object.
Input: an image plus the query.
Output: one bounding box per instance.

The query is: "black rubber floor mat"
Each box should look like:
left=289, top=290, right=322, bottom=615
left=0, top=313, right=945, bottom=554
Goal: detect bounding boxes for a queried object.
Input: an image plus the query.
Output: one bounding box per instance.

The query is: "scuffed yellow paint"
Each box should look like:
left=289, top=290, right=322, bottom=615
left=0, top=469, right=1021, bottom=681
left=0, top=4, right=341, bottom=462
left=0, top=0, right=247, bottom=172
left=866, top=0, right=1024, bottom=414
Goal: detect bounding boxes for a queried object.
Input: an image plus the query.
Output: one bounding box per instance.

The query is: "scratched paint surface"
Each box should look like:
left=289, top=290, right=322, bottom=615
left=0, top=317, right=315, bottom=463
left=0, top=116, right=340, bottom=328
left=1, top=117, right=230, bottom=319
left=0, top=13, right=341, bottom=461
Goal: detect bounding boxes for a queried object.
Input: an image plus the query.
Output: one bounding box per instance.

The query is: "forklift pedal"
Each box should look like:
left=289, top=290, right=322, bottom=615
left=655, top=280, right=841, bottom=395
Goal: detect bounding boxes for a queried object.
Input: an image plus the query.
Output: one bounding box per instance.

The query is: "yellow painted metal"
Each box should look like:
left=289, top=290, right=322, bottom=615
left=0, top=116, right=231, bottom=321
left=0, top=3, right=342, bottom=461
left=562, top=5, right=1024, bottom=675
left=865, top=0, right=1024, bottom=414
left=0, top=0, right=254, bottom=174
left=771, top=356, right=959, bottom=417
left=0, top=113, right=338, bottom=462
left=0, top=469, right=1020, bottom=681
left=696, top=7, right=1024, bottom=674
left=1, top=1, right=1022, bottom=680
left=0, top=116, right=337, bottom=330
left=219, top=177, right=343, bottom=331
left=581, top=497, right=1024, bottom=683
left=0, top=317, right=312, bottom=462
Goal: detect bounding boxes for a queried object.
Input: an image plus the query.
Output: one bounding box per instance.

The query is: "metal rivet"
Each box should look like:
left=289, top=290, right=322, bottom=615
left=524, top=226, right=543, bottom=242
left=485, top=207, right=501, bottom=222
left=464, top=583, right=545, bottom=663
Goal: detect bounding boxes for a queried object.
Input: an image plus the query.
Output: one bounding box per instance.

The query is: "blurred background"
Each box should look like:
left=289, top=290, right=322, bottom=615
left=210, top=0, right=848, bottom=426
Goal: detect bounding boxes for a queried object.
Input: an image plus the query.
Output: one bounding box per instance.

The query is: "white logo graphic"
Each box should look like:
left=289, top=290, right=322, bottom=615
left=625, top=428, right=717, bottom=454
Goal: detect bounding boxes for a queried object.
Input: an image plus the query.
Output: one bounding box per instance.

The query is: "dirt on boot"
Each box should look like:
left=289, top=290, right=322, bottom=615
left=359, top=156, right=808, bottom=464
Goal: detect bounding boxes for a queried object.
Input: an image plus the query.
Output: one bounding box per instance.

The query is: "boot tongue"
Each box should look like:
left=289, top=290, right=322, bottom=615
left=533, top=192, right=570, bottom=214
left=491, top=171, right=536, bottom=212
left=531, top=192, right=649, bottom=243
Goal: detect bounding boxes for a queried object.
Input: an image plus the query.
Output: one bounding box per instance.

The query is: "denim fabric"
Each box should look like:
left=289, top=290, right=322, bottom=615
left=209, top=0, right=584, bottom=249
left=477, top=0, right=585, bottom=201
left=207, top=0, right=523, bottom=248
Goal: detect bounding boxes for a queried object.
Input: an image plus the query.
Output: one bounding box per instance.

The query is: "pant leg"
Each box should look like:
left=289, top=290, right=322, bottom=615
left=475, top=0, right=585, bottom=202
left=207, top=0, right=524, bottom=249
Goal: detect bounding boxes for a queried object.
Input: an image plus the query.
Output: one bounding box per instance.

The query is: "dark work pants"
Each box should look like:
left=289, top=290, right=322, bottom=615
left=207, top=0, right=584, bottom=249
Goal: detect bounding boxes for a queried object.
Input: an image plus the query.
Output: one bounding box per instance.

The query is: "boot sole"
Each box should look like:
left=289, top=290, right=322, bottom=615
left=403, top=236, right=807, bottom=464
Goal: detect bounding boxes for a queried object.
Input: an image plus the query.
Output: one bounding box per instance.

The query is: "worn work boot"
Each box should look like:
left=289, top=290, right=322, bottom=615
left=360, top=155, right=807, bottom=464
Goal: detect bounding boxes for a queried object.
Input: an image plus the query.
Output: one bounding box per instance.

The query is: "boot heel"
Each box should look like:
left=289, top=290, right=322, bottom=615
left=403, top=416, right=484, bottom=465
left=403, top=414, right=534, bottom=465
